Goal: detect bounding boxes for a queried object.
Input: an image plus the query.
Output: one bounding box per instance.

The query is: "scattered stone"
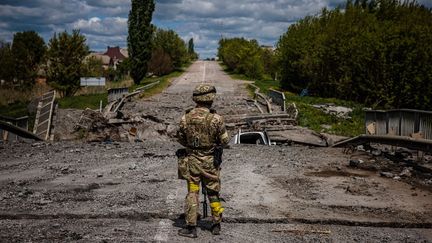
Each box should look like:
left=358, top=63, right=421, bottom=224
left=321, top=124, right=332, bottom=130
left=349, top=159, right=363, bottom=168
left=61, top=167, right=70, bottom=174
left=312, top=103, right=353, bottom=119
left=31, top=142, right=45, bottom=148
left=393, top=176, right=401, bottom=180
left=400, top=167, right=413, bottom=177
left=380, top=172, right=394, bottom=178
left=129, top=164, right=137, bottom=170
left=371, top=150, right=382, bottom=156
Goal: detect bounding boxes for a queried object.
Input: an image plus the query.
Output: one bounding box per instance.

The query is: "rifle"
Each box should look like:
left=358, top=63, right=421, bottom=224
left=214, top=144, right=223, bottom=168
left=201, top=180, right=208, bottom=218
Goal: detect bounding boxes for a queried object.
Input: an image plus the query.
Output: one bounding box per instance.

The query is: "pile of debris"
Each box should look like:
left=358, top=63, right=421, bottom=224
left=348, top=145, right=432, bottom=189
left=312, top=103, right=353, bottom=119
left=75, top=109, right=120, bottom=142
left=73, top=108, right=178, bottom=143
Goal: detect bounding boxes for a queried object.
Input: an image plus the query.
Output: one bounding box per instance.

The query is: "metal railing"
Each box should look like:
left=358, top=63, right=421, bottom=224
left=33, top=90, right=56, bottom=140
left=0, top=115, right=29, bottom=142
left=365, top=109, right=432, bottom=140
left=108, top=87, right=129, bottom=103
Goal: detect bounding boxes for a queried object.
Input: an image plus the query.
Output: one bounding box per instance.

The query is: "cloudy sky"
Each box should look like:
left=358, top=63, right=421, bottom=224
left=0, top=0, right=431, bottom=58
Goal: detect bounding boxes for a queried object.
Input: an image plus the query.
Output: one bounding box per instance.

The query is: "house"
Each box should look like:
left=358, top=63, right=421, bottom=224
left=85, top=46, right=129, bottom=70
left=104, top=46, right=128, bottom=69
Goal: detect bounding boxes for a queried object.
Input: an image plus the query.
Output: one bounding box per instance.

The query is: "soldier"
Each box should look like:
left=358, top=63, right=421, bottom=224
left=177, top=84, right=229, bottom=238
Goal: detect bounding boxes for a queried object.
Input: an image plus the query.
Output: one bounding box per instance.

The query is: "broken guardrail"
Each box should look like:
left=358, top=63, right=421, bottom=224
left=247, top=84, right=272, bottom=114
left=0, top=119, right=42, bottom=141
left=108, top=87, right=129, bottom=103
left=33, top=90, right=56, bottom=140
left=268, top=89, right=286, bottom=112
left=0, top=115, right=39, bottom=142
left=104, top=81, right=160, bottom=117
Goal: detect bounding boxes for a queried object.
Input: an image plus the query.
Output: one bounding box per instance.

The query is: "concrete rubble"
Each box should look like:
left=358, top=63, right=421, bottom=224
left=312, top=103, right=353, bottom=119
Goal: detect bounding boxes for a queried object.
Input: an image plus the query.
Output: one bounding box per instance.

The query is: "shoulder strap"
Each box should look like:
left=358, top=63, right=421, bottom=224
left=205, top=112, right=214, bottom=131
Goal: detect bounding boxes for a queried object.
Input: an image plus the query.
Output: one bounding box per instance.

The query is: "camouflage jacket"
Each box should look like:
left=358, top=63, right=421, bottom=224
left=178, top=107, right=229, bottom=156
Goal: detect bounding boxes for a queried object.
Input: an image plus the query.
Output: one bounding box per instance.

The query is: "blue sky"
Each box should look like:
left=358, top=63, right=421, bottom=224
left=0, top=0, right=431, bottom=58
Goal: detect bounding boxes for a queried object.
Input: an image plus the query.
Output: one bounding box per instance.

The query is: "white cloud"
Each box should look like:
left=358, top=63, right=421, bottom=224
left=70, top=17, right=128, bottom=36
left=0, top=0, right=430, bottom=58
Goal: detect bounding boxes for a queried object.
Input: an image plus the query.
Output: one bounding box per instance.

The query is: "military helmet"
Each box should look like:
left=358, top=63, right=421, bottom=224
left=192, top=84, right=216, bottom=103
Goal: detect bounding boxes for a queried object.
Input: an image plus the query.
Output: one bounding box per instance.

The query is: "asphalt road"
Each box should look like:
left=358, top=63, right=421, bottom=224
left=0, top=61, right=431, bottom=242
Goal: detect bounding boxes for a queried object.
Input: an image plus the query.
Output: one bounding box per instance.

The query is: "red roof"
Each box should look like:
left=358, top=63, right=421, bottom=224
left=104, top=46, right=126, bottom=60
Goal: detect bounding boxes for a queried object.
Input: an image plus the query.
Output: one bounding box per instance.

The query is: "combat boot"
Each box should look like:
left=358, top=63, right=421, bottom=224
left=178, top=226, right=197, bottom=238
left=211, top=223, right=221, bottom=235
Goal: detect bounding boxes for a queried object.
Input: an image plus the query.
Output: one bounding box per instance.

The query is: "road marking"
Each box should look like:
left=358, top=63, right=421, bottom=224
left=153, top=186, right=180, bottom=242
left=202, top=62, right=206, bottom=83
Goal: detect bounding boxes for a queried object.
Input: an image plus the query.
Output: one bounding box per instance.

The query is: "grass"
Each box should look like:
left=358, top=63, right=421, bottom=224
left=286, top=94, right=365, bottom=137
left=58, top=93, right=108, bottom=110
left=59, top=66, right=189, bottom=109
left=0, top=101, right=29, bottom=118
left=219, top=62, right=364, bottom=137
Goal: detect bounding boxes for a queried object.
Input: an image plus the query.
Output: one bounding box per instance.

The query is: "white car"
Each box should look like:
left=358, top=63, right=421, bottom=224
left=230, top=129, right=275, bottom=145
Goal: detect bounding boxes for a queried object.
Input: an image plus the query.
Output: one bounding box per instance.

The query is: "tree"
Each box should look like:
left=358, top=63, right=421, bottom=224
left=188, top=38, right=194, bottom=55
left=83, top=56, right=104, bottom=77
left=11, top=31, right=46, bottom=89
left=148, top=47, right=173, bottom=76
left=276, top=0, right=432, bottom=110
left=46, top=30, right=89, bottom=97
left=0, top=41, right=15, bottom=86
left=218, top=38, right=265, bottom=79
left=128, top=0, right=155, bottom=84
left=148, top=28, right=189, bottom=75
left=188, top=38, right=198, bottom=60
left=153, top=28, right=188, bottom=69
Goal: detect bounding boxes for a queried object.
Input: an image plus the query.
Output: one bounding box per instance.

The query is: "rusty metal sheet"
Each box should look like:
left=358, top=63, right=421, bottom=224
left=365, top=109, right=432, bottom=142
left=420, top=113, right=432, bottom=140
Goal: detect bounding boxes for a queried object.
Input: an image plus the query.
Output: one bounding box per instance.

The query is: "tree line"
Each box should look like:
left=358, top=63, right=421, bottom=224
left=218, top=38, right=276, bottom=80
left=219, top=0, right=432, bottom=110
left=0, top=0, right=197, bottom=97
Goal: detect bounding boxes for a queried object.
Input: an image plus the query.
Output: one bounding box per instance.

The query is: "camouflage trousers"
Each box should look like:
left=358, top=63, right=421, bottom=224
left=179, top=154, right=224, bottom=226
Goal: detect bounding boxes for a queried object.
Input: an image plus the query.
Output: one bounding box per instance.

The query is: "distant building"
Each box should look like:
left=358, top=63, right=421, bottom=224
left=85, top=46, right=129, bottom=70
left=104, top=46, right=128, bottom=69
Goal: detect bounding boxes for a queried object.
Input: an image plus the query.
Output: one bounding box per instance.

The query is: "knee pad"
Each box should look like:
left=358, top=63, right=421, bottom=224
left=210, top=201, right=224, bottom=216
left=187, top=181, right=200, bottom=193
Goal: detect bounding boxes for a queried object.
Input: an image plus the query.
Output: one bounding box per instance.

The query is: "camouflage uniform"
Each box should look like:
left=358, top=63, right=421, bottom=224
left=177, top=84, right=229, bottom=227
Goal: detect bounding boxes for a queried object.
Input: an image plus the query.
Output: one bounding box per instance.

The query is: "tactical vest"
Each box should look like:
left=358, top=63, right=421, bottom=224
left=185, top=109, right=215, bottom=150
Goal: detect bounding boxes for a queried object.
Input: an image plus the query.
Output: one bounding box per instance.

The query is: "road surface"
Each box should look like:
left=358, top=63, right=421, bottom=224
left=0, top=61, right=431, bottom=242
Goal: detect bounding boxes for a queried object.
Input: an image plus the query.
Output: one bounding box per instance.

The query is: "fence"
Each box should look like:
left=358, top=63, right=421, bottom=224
left=365, top=109, right=432, bottom=140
